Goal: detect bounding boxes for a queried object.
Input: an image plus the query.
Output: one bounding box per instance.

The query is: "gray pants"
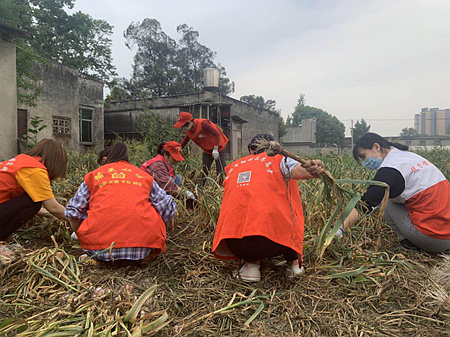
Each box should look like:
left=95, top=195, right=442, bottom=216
left=383, top=201, right=450, bottom=253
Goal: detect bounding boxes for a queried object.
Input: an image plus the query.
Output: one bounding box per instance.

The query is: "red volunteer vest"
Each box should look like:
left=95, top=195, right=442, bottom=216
left=140, top=154, right=176, bottom=178
left=0, top=154, right=47, bottom=204
left=213, top=153, right=305, bottom=260
left=380, top=149, right=450, bottom=239
left=185, top=119, right=229, bottom=154
left=78, top=161, right=167, bottom=251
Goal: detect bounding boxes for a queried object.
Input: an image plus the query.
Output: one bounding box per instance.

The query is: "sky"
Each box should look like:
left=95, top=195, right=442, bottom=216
left=72, top=0, right=450, bottom=137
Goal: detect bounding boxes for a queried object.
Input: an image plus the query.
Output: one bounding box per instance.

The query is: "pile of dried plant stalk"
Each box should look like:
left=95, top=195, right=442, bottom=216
left=1, top=146, right=450, bottom=336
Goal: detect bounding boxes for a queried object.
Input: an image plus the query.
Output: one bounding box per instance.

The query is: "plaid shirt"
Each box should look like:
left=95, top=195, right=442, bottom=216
left=65, top=180, right=176, bottom=261
left=144, top=159, right=179, bottom=192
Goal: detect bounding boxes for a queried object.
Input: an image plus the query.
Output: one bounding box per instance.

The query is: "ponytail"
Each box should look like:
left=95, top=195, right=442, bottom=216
left=389, top=142, right=409, bottom=151
left=156, top=143, right=165, bottom=155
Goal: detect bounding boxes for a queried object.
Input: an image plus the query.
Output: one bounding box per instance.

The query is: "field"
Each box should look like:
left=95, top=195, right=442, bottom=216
left=1, top=143, right=450, bottom=336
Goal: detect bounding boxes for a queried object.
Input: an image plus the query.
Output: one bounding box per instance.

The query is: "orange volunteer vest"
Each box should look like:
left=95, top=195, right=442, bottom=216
left=213, top=153, right=304, bottom=260
left=140, top=154, right=176, bottom=178
left=77, top=161, right=167, bottom=251
left=380, top=149, right=450, bottom=239
left=185, top=119, right=229, bottom=154
left=0, top=154, right=47, bottom=204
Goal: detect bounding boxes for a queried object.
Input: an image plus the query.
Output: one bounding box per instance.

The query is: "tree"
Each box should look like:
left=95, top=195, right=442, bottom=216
left=399, top=127, right=418, bottom=137
left=240, top=95, right=277, bottom=111
left=352, top=118, right=371, bottom=142
left=279, top=116, right=287, bottom=138
left=287, top=94, right=345, bottom=146
left=0, top=0, right=116, bottom=106
left=125, top=18, right=233, bottom=97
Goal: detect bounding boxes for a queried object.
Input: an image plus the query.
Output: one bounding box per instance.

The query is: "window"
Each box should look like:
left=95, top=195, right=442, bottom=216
left=53, top=116, right=71, bottom=134
left=419, top=140, right=426, bottom=147
left=79, top=108, right=93, bottom=143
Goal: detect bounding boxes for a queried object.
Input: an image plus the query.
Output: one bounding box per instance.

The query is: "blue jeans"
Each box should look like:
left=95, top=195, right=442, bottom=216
left=171, top=174, right=182, bottom=187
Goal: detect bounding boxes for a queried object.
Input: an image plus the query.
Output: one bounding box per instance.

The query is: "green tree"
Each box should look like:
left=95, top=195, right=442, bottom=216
left=125, top=18, right=233, bottom=97
left=352, top=118, right=371, bottom=142
left=0, top=0, right=116, bottom=106
left=287, top=94, right=345, bottom=145
left=240, top=95, right=277, bottom=111
left=279, top=116, right=287, bottom=138
left=399, top=127, right=418, bottom=137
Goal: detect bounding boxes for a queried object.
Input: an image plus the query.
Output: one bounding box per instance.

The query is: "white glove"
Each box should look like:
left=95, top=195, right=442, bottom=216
left=335, top=227, right=345, bottom=239
left=212, top=149, right=219, bottom=160
left=185, top=190, right=196, bottom=200
left=71, top=232, right=79, bottom=241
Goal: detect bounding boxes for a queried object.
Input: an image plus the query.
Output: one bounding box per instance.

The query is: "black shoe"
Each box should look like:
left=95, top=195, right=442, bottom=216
left=400, top=239, right=420, bottom=251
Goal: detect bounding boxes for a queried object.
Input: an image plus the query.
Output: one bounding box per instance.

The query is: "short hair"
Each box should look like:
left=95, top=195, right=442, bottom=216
left=102, top=142, right=129, bottom=165
left=27, top=139, right=68, bottom=180
left=248, top=134, right=275, bottom=154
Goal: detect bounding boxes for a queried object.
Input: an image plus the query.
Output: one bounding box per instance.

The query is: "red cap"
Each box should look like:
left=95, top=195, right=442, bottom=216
left=173, top=112, right=193, bottom=128
left=163, top=141, right=185, bottom=161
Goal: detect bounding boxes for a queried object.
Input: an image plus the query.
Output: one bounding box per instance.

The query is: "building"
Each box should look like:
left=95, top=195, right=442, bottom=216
left=414, top=108, right=450, bottom=136
left=0, top=21, right=30, bottom=160
left=18, top=60, right=105, bottom=153
left=105, top=92, right=279, bottom=160
left=280, top=119, right=320, bottom=155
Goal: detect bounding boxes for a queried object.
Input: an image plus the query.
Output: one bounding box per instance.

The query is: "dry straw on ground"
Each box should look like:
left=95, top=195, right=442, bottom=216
left=1, top=144, right=450, bottom=336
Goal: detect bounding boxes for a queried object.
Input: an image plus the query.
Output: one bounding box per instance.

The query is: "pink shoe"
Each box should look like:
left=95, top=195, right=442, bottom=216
left=233, top=262, right=261, bottom=282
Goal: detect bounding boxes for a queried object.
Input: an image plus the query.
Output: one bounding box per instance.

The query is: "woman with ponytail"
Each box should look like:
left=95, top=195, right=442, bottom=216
left=341, top=132, right=450, bottom=253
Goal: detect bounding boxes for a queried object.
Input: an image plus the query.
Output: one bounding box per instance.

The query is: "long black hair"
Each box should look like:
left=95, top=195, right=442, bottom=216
left=353, top=132, right=408, bottom=161
left=99, top=142, right=129, bottom=165
left=248, top=134, right=275, bottom=155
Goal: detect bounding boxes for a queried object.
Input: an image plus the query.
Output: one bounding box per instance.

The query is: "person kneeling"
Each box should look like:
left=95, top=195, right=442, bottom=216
left=65, top=143, right=176, bottom=263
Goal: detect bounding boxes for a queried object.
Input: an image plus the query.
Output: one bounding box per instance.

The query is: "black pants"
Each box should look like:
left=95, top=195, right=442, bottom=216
left=0, top=194, right=42, bottom=240
left=224, top=236, right=298, bottom=262
left=202, top=151, right=226, bottom=184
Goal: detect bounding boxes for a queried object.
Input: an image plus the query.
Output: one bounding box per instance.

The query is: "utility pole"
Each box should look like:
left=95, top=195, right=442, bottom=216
left=351, top=119, right=354, bottom=149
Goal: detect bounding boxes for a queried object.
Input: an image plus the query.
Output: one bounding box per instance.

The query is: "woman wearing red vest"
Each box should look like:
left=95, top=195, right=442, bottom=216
left=212, top=134, right=325, bottom=282
left=173, top=112, right=229, bottom=182
left=341, top=133, right=450, bottom=253
left=0, top=139, right=68, bottom=241
left=65, top=143, right=177, bottom=263
left=140, top=141, right=194, bottom=199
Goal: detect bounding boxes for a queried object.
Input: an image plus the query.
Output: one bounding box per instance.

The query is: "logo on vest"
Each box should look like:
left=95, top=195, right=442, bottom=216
left=94, top=172, right=104, bottom=182
left=237, top=171, right=251, bottom=184
left=111, top=172, right=126, bottom=179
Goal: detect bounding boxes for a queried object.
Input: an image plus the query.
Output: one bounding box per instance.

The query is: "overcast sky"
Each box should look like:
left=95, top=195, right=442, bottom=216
left=73, top=0, right=450, bottom=137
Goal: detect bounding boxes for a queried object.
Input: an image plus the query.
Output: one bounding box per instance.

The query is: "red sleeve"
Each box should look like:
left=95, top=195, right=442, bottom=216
left=201, top=120, right=220, bottom=147
left=181, top=135, right=190, bottom=148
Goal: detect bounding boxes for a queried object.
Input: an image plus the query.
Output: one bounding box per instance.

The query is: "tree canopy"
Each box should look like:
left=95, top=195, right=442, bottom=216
left=287, top=94, right=345, bottom=146
left=240, top=95, right=276, bottom=111
left=352, top=118, right=371, bottom=142
left=0, top=0, right=116, bottom=106
left=399, top=127, right=418, bottom=137
left=121, top=18, right=233, bottom=99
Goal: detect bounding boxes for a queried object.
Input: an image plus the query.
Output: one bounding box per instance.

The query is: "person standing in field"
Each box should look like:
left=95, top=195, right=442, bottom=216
left=173, top=112, right=229, bottom=182
left=65, top=143, right=176, bottom=263
left=341, top=132, right=450, bottom=253
left=0, top=139, right=69, bottom=241
left=140, top=141, right=195, bottom=200
left=212, top=134, right=325, bottom=282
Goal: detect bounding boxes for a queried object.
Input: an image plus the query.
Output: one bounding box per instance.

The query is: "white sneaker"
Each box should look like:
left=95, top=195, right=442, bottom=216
left=233, top=262, right=261, bottom=282
left=286, top=260, right=305, bottom=278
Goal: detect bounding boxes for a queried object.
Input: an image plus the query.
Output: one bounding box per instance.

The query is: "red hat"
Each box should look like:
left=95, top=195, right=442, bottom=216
left=163, top=141, right=185, bottom=161
left=173, top=112, right=193, bottom=128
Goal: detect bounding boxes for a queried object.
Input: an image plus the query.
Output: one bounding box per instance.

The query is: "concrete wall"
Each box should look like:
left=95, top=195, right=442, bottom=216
left=18, top=62, right=104, bottom=153
left=281, top=119, right=316, bottom=144
left=0, top=39, right=17, bottom=161
left=106, top=92, right=279, bottom=159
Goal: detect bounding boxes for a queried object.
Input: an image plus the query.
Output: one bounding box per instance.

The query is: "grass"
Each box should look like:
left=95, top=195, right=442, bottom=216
left=1, top=143, right=450, bottom=335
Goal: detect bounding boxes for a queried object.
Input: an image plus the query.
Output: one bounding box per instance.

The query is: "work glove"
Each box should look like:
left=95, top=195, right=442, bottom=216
left=335, top=227, right=345, bottom=239
left=212, top=149, right=219, bottom=160
left=185, top=190, right=196, bottom=200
